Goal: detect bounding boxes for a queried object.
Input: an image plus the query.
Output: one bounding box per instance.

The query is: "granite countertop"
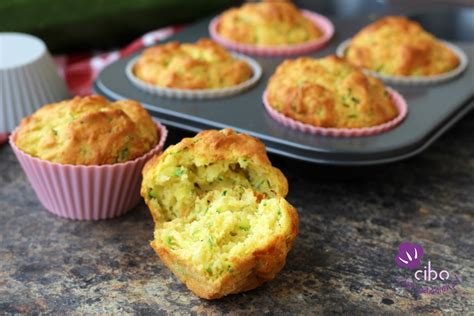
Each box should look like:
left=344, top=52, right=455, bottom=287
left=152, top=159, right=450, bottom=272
left=1, top=111, right=473, bottom=314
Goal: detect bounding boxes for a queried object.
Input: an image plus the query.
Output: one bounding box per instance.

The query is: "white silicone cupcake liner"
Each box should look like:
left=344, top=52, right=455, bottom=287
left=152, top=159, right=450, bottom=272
left=126, top=53, right=262, bottom=100
left=336, top=39, right=469, bottom=85
left=263, top=87, right=408, bottom=137
left=9, top=121, right=168, bottom=220
left=0, top=33, right=70, bottom=134
left=209, top=10, right=334, bottom=57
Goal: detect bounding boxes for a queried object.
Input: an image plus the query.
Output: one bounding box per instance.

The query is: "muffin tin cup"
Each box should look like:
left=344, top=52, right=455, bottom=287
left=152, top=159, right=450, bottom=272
left=263, top=87, right=408, bottom=137
left=9, top=121, right=168, bottom=220
left=209, top=10, right=334, bottom=57
left=125, top=53, right=262, bottom=100
left=1, top=33, right=70, bottom=135
left=336, top=39, right=469, bottom=85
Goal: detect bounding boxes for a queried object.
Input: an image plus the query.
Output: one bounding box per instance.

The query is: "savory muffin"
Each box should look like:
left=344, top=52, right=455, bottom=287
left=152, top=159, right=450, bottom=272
left=216, top=1, right=322, bottom=47
left=15, top=95, right=158, bottom=165
left=345, top=16, right=460, bottom=76
left=133, top=39, right=253, bottom=89
left=141, top=128, right=298, bottom=299
left=266, top=55, right=398, bottom=128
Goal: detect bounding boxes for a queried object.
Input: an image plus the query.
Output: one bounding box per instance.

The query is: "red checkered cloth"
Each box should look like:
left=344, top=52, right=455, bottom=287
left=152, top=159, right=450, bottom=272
left=53, top=25, right=183, bottom=96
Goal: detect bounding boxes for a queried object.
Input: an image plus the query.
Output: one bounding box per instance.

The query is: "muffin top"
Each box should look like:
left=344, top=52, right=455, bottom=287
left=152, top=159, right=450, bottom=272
left=133, top=39, right=253, bottom=89
left=142, top=127, right=290, bottom=223
left=15, top=96, right=158, bottom=165
left=345, top=16, right=460, bottom=76
left=267, top=55, right=398, bottom=128
left=216, top=1, right=322, bottom=47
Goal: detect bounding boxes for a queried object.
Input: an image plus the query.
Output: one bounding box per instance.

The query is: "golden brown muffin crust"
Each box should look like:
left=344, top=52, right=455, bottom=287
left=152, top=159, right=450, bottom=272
left=15, top=95, right=158, bottom=165
left=133, top=39, right=252, bottom=89
left=142, top=128, right=289, bottom=206
left=345, top=16, right=460, bottom=76
left=141, top=129, right=298, bottom=299
left=267, top=55, right=399, bottom=128
left=217, top=1, right=322, bottom=46
left=145, top=128, right=283, bottom=180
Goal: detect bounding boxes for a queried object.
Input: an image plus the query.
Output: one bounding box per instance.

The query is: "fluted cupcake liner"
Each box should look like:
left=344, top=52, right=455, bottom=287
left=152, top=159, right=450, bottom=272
left=209, top=10, right=334, bottom=57
left=9, top=121, right=168, bottom=220
left=1, top=33, right=70, bottom=134
left=336, top=39, right=469, bottom=85
left=263, top=87, right=408, bottom=137
left=0, top=133, right=8, bottom=145
left=126, top=53, right=262, bottom=100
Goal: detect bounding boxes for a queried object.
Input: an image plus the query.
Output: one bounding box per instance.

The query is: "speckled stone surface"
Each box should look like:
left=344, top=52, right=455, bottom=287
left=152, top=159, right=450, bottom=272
left=1, top=111, right=473, bottom=314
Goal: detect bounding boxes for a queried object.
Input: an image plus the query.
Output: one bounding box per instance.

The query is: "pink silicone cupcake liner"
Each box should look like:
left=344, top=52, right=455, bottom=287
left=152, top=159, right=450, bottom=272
left=209, top=10, right=334, bottom=57
left=9, top=121, right=168, bottom=220
left=0, top=133, right=8, bottom=145
left=263, top=88, right=408, bottom=137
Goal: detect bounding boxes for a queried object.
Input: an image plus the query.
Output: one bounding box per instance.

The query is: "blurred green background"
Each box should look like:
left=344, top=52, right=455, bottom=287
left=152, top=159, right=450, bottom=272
left=0, top=0, right=240, bottom=53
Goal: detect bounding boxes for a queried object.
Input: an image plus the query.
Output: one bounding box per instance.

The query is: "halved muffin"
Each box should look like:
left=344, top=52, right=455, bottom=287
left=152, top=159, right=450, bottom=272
left=133, top=39, right=253, bottom=89
left=141, top=128, right=298, bottom=299
left=216, top=1, right=322, bottom=47
left=266, top=55, right=398, bottom=129
left=345, top=16, right=460, bottom=76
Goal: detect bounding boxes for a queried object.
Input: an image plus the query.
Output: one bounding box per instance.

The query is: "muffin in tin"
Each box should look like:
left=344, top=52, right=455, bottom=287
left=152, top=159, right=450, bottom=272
left=132, top=39, right=253, bottom=90
left=15, top=95, right=158, bottom=165
left=141, top=128, right=298, bottom=299
left=344, top=16, right=460, bottom=77
left=266, top=55, right=399, bottom=129
left=215, top=1, right=322, bottom=47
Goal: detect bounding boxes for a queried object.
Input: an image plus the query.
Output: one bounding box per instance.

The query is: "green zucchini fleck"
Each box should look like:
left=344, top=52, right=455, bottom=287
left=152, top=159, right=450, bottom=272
left=239, top=224, right=250, bottom=231
left=173, top=166, right=184, bottom=177
left=148, top=188, right=157, bottom=199
left=117, top=146, right=129, bottom=162
left=166, top=236, right=174, bottom=248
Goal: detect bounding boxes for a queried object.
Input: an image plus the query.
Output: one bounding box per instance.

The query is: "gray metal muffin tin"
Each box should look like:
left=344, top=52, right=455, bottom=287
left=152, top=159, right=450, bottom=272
left=94, top=1, right=474, bottom=166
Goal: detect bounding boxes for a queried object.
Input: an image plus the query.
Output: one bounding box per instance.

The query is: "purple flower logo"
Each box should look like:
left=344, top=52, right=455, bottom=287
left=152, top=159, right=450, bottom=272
left=395, top=242, right=424, bottom=269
